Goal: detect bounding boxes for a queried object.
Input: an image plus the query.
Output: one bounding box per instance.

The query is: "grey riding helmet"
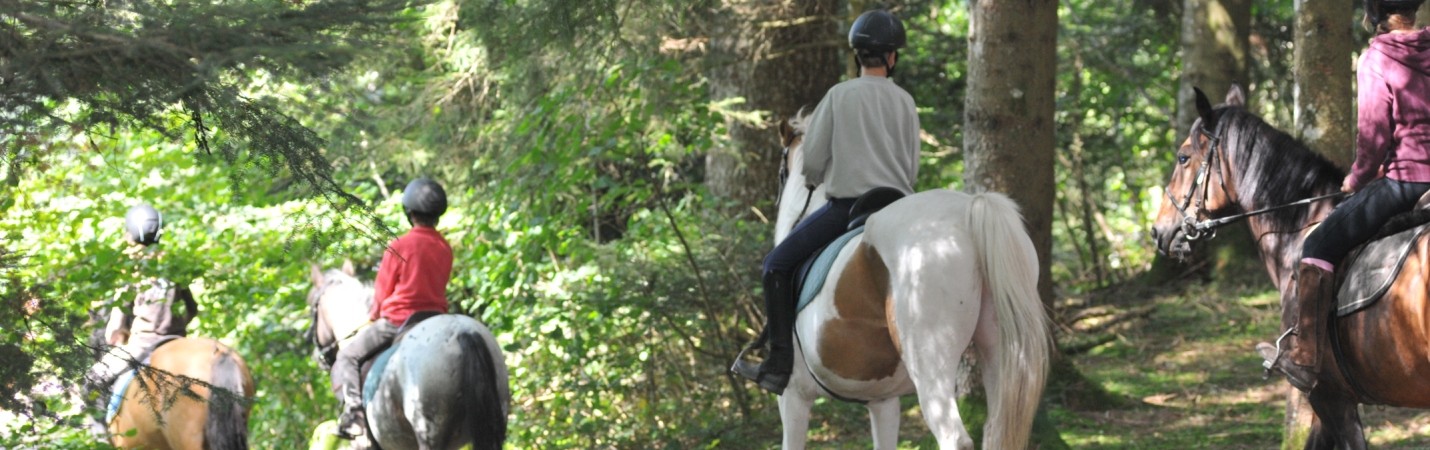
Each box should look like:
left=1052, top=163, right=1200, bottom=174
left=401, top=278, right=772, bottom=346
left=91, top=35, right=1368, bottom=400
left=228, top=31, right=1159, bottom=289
left=124, top=204, right=162, bottom=246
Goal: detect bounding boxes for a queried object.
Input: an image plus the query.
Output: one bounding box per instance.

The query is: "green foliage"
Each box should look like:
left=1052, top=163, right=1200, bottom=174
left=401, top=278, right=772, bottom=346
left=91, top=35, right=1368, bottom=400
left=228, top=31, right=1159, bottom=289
left=1, top=0, right=1347, bottom=447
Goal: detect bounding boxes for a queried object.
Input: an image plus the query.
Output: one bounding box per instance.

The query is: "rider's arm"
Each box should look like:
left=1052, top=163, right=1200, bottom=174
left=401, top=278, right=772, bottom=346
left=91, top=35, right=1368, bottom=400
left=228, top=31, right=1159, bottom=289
left=371, top=242, right=402, bottom=322
left=1348, top=48, right=1395, bottom=192
left=801, top=94, right=836, bottom=189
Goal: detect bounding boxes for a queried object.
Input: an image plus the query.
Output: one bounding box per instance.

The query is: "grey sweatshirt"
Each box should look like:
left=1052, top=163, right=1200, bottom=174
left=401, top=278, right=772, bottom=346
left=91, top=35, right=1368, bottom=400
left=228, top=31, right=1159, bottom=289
left=800, top=76, right=921, bottom=199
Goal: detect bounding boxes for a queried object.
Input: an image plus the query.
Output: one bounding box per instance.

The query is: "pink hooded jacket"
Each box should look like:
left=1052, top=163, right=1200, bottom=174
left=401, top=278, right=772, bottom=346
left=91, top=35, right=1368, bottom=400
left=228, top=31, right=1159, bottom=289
left=1347, top=28, right=1430, bottom=191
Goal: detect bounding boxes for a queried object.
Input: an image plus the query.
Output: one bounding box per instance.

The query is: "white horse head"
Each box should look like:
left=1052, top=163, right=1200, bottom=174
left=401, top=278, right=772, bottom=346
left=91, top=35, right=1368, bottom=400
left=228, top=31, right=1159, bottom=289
left=768, top=115, right=1052, bottom=450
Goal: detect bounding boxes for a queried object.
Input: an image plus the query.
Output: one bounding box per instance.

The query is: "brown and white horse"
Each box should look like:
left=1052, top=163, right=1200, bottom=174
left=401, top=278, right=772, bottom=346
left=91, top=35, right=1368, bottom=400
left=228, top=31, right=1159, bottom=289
left=1152, top=85, right=1430, bottom=449
left=108, top=337, right=254, bottom=450
left=768, top=115, right=1052, bottom=449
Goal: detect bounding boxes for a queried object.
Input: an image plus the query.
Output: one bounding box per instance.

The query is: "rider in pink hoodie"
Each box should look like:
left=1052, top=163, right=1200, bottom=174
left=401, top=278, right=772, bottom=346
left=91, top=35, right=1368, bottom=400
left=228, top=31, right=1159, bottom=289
left=1267, top=0, right=1430, bottom=393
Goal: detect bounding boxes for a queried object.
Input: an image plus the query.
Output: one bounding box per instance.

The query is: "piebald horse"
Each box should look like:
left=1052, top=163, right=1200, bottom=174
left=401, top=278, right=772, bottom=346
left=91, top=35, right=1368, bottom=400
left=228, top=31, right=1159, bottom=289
left=1152, top=85, right=1430, bottom=449
left=307, top=265, right=510, bottom=450
left=108, top=337, right=255, bottom=450
left=769, top=115, right=1052, bottom=449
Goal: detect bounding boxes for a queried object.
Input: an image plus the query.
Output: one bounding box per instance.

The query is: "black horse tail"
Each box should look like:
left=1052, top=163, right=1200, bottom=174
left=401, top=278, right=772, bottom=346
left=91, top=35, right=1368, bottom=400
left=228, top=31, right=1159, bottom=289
left=205, top=350, right=250, bottom=450
left=458, top=331, right=507, bottom=450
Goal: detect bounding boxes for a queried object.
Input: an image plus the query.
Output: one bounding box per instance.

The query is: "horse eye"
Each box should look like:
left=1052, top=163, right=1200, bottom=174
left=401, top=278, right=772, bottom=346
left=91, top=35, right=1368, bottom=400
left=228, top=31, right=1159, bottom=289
left=1177, top=154, right=1190, bottom=164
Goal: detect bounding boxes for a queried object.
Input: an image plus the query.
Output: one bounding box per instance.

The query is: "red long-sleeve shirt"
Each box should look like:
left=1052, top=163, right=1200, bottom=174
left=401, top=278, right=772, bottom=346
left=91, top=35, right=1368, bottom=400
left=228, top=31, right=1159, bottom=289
left=371, top=225, right=452, bottom=325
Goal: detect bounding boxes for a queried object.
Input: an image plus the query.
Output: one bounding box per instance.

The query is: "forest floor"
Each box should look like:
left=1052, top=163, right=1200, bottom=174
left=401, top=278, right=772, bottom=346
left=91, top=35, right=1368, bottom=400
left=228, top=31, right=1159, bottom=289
left=752, top=275, right=1430, bottom=449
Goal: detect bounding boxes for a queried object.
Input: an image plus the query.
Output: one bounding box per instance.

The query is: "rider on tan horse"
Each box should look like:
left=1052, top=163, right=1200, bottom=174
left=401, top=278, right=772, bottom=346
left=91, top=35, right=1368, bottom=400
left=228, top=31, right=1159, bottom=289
left=330, top=177, right=454, bottom=439
left=81, top=203, right=199, bottom=437
left=731, top=9, right=922, bottom=396
left=1262, top=0, right=1430, bottom=392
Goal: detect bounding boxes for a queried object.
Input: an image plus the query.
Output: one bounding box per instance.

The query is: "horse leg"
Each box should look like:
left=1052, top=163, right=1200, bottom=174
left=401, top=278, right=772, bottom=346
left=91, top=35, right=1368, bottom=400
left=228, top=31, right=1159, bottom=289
left=865, top=396, right=901, bottom=450
left=1305, top=387, right=1365, bottom=450
left=777, top=383, right=815, bottom=450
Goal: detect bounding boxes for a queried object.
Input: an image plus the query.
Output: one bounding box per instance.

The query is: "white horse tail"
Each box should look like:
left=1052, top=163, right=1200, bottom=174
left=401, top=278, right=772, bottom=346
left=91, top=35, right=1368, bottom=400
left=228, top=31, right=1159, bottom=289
left=965, top=192, right=1051, bottom=450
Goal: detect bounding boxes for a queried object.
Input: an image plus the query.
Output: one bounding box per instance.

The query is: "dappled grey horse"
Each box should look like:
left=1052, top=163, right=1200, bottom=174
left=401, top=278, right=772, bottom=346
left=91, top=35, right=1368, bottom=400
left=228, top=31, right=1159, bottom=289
left=309, top=266, right=510, bottom=450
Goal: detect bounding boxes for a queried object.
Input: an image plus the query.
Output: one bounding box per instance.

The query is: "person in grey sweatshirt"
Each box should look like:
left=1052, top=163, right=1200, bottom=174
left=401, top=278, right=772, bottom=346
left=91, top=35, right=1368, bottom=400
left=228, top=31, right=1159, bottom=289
left=732, top=9, right=921, bottom=395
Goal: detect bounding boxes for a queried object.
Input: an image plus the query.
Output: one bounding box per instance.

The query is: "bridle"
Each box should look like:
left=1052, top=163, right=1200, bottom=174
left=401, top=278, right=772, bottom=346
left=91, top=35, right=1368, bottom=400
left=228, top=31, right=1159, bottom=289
left=1165, top=116, right=1348, bottom=242
left=779, top=131, right=815, bottom=225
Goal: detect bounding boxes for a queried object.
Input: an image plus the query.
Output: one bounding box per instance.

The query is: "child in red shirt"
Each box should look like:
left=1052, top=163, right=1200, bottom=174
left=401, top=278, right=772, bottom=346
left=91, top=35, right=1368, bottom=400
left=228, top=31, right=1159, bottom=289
left=331, top=178, right=454, bottom=439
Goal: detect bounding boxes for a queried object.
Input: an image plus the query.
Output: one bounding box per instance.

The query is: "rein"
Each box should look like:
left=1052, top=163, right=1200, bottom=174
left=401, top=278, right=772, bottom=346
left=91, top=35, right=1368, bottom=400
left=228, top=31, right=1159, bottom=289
left=1166, top=120, right=1348, bottom=241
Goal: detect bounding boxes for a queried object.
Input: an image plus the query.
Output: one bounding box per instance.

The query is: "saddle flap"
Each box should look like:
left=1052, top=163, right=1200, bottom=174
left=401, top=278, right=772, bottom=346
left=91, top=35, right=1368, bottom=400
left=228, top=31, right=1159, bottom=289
left=1335, top=222, right=1430, bottom=316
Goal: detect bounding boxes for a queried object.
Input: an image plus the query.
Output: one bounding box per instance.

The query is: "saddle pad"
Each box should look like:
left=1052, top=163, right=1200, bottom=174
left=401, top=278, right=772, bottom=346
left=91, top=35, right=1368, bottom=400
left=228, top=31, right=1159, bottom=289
left=105, top=369, right=137, bottom=422
left=363, top=346, right=398, bottom=405
left=1336, top=222, right=1430, bottom=317
left=797, top=226, right=865, bottom=314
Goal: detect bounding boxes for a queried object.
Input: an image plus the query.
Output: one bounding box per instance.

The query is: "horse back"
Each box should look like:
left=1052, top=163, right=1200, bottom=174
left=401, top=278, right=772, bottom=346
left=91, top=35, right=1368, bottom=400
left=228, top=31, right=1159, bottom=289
left=1336, top=232, right=1430, bottom=406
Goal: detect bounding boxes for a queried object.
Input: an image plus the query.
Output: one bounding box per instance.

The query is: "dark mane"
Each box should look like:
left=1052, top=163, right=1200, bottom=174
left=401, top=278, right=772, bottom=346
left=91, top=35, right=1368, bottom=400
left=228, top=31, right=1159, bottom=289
left=1208, top=106, right=1345, bottom=231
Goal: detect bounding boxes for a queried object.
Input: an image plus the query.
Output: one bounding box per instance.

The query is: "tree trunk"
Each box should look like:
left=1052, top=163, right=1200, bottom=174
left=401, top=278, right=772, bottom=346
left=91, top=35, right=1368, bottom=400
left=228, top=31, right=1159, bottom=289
left=965, top=0, right=1058, bottom=306
left=1295, top=0, right=1355, bottom=168
left=705, top=0, right=844, bottom=214
left=1176, top=0, right=1251, bottom=143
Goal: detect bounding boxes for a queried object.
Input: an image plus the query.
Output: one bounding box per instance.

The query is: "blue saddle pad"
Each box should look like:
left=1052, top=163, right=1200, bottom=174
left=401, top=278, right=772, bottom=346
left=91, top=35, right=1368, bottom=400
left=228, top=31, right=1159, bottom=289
left=363, top=346, right=398, bottom=405
left=796, top=226, right=865, bottom=314
left=105, top=369, right=137, bottom=423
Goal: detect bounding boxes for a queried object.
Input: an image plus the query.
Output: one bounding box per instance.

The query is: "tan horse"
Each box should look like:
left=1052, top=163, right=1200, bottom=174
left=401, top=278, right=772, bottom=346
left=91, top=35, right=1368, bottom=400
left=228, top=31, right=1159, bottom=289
left=1152, top=85, right=1430, bottom=449
left=108, top=337, right=255, bottom=450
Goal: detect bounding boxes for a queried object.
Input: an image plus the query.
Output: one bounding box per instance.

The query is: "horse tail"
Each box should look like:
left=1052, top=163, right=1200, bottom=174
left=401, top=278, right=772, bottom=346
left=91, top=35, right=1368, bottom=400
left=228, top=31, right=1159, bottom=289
left=204, top=349, right=251, bottom=450
left=457, top=331, right=507, bottom=450
left=965, top=192, right=1051, bottom=450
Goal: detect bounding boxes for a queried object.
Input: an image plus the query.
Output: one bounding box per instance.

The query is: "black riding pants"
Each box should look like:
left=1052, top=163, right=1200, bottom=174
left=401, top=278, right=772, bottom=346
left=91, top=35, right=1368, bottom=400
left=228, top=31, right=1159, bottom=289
left=762, top=197, right=857, bottom=276
left=1303, top=177, right=1430, bottom=267
left=330, top=318, right=399, bottom=402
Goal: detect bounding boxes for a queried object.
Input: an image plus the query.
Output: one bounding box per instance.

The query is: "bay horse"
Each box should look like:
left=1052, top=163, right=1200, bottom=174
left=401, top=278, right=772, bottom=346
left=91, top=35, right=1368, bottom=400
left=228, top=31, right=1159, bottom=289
left=766, top=115, right=1052, bottom=449
left=108, top=337, right=255, bottom=450
left=1152, top=85, right=1430, bottom=449
left=307, top=265, right=510, bottom=450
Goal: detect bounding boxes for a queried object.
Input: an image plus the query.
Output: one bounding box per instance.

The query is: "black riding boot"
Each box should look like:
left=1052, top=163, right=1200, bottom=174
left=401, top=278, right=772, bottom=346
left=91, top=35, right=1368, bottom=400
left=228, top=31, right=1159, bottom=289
left=732, top=272, right=796, bottom=395
left=1261, top=262, right=1332, bottom=392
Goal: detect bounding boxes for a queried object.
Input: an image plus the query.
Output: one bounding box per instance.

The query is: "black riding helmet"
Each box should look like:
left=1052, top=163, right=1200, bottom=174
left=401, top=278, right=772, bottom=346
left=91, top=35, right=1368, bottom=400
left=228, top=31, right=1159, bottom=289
left=1366, top=0, right=1425, bottom=28
left=849, top=10, right=906, bottom=73
left=124, top=203, right=162, bottom=246
left=401, top=178, right=448, bottom=219
left=849, top=10, right=906, bottom=53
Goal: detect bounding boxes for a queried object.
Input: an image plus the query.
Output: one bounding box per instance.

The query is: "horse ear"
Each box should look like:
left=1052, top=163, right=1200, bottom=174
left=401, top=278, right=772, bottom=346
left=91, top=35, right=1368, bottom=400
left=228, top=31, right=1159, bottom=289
left=1194, top=87, right=1217, bottom=129
left=1225, top=84, right=1245, bottom=107
left=778, top=118, right=795, bottom=148
left=310, top=264, right=324, bottom=285
left=342, top=259, right=356, bottom=276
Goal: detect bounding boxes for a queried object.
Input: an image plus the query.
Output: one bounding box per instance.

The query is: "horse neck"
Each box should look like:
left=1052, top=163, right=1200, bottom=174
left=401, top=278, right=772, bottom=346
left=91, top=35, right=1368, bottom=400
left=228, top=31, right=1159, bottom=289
left=774, top=147, right=828, bottom=243
left=323, top=281, right=375, bottom=338
left=1221, top=118, right=1342, bottom=292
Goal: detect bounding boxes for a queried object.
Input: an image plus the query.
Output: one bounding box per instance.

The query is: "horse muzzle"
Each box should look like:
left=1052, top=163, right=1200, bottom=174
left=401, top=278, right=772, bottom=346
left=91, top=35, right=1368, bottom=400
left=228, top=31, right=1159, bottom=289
left=1153, top=224, right=1194, bottom=261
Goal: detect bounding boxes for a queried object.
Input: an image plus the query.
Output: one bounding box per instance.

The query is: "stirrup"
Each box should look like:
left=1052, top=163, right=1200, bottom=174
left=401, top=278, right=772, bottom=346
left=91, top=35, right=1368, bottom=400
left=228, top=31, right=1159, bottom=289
left=1259, top=328, right=1296, bottom=374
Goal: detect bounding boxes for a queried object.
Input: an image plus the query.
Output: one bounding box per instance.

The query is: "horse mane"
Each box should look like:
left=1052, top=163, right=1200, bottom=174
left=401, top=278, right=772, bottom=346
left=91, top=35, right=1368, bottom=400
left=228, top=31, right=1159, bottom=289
left=1210, top=106, right=1345, bottom=231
